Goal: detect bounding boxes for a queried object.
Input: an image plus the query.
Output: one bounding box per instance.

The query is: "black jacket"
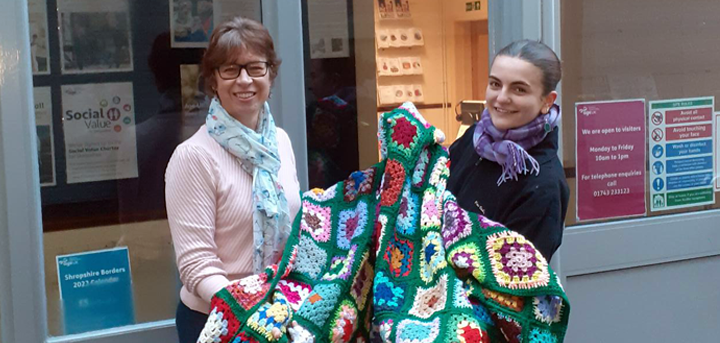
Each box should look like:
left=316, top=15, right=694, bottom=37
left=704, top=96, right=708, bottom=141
left=447, top=124, right=569, bottom=260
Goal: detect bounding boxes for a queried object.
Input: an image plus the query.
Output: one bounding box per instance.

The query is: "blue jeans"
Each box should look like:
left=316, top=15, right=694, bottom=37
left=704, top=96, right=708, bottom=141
left=175, top=301, right=208, bottom=343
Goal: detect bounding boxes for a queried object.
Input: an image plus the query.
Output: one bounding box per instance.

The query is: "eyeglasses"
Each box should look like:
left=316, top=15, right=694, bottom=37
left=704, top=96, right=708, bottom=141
left=216, top=61, right=270, bottom=79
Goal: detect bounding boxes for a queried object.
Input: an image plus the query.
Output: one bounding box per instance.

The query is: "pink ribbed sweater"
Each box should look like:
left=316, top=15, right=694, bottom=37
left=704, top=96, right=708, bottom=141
left=165, top=125, right=301, bottom=314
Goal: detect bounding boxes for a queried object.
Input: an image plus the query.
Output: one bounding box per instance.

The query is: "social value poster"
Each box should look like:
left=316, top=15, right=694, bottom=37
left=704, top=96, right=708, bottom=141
left=34, top=87, right=56, bottom=186
left=575, top=99, right=647, bottom=221
left=56, top=247, right=134, bottom=334
left=62, top=82, right=138, bottom=184
left=648, top=97, right=715, bottom=211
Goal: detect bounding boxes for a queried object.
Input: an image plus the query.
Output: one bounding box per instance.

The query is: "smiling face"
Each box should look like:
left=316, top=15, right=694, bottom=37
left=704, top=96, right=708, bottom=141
left=486, top=56, right=557, bottom=130
left=214, top=49, right=271, bottom=129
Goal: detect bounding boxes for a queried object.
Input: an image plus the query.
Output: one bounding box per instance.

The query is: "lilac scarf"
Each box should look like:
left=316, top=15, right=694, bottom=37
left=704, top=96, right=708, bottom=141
left=473, top=104, right=560, bottom=185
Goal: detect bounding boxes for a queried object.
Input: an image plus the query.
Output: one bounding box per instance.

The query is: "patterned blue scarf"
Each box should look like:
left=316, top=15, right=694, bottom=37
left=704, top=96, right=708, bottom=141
left=206, top=98, right=290, bottom=273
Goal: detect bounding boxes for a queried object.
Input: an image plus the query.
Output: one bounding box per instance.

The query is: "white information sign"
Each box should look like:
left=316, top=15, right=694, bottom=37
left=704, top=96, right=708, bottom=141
left=58, top=0, right=134, bottom=74
left=34, top=87, right=56, bottom=186
left=308, top=0, right=350, bottom=59
left=62, top=82, right=138, bottom=184
left=648, top=97, right=715, bottom=211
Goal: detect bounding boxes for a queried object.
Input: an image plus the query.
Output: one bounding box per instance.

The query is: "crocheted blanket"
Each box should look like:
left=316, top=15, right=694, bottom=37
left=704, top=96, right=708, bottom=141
left=197, top=103, right=570, bottom=343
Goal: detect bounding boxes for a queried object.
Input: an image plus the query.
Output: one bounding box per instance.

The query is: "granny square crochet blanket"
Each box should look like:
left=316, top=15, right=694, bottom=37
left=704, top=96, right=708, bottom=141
left=196, top=103, right=570, bottom=343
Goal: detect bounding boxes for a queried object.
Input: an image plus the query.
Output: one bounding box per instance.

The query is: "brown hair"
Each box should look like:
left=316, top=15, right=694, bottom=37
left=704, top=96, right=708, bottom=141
left=200, top=17, right=281, bottom=96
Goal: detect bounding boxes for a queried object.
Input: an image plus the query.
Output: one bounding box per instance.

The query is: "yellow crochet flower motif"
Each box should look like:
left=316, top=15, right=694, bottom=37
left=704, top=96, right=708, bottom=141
left=266, top=302, right=289, bottom=323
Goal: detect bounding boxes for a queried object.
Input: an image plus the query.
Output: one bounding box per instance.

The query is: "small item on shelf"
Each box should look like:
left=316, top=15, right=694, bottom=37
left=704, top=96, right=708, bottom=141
left=400, top=57, right=413, bottom=75
left=411, top=28, right=424, bottom=46
left=404, top=85, right=415, bottom=102
left=376, top=29, right=390, bottom=49
left=388, top=30, right=399, bottom=47
left=378, top=0, right=395, bottom=19
left=377, top=58, right=391, bottom=76
left=398, top=28, right=411, bottom=47
left=393, top=85, right=406, bottom=103
left=387, top=58, right=401, bottom=75
left=410, top=57, right=423, bottom=75
left=378, top=86, right=395, bottom=105
left=412, top=84, right=425, bottom=103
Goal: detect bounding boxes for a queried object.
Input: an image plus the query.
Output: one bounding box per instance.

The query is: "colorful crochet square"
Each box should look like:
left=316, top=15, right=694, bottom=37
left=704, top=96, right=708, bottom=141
left=408, top=274, right=448, bottom=319
left=343, top=167, right=376, bottom=202
left=419, top=231, right=447, bottom=283
left=528, top=328, right=558, bottom=343
left=197, top=307, right=233, bottom=343
left=276, top=279, right=312, bottom=312
left=294, top=236, right=327, bottom=280
left=322, top=245, right=357, bottom=281
left=486, top=231, right=550, bottom=290
left=452, top=278, right=473, bottom=309
left=482, top=289, right=525, bottom=312
left=231, top=332, right=259, bottom=343
left=454, top=316, right=490, bottom=343
left=428, top=156, right=448, bottom=187
left=350, top=253, right=373, bottom=311
left=397, top=180, right=420, bottom=236
left=492, top=312, right=523, bottom=343
left=300, top=201, right=332, bottom=242
left=469, top=297, right=494, bottom=327
left=373, top=271, right=405, bottom=312
left=329, top=300, right=358, bottom=343
left=478, top=215, right=503, bottom=229
left=533, top=295, right=564, bottom=324
left=337, top=201, right=369, bottom=250
left=442, top=199, right=473, bottom=249
left=227, top=274, right=270, bottom=311
left=296, top=283, right=342, bottom=326
left=380, top=159, right=406, bottom=207
left=246, top=292, right=293, bottom=341
left=420, top=188, right=441, bottom=230
left=395, top=317, right=441, bottom=343
left=399, top=103, right=431, bottom=128
left=384, top=235, right=414, bottom=277
left=448, top=243, right=486, bottom=282
left=304, top=184, right=338, bottom=203
left=388, top=115, right=420, bottom=155
left=411, top=147, right=431, bottom=188
left=373, top=214, right=388, bottom=258
left=370, top=318, right=394, bottom=343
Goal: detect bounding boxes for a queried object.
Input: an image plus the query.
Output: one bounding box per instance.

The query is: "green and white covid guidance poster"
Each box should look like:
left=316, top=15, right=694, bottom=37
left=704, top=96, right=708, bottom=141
left=648, top=97, right=715, bottom=211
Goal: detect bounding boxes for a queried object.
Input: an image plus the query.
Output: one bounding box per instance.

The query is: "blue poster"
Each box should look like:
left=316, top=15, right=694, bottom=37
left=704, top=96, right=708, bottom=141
left=56, top=247, right=135, bottom=334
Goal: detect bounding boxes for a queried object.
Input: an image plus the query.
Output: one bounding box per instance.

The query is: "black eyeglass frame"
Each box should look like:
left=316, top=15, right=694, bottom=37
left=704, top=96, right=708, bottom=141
left=215, top=61, right=271, bottom=80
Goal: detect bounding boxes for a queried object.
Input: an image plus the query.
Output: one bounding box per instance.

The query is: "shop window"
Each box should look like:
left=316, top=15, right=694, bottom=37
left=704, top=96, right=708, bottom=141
left=304, top=0, right=490, bottom=181
left=561, top=0, right=720, bottom=226
left=27, top=0, right=261, bottom=336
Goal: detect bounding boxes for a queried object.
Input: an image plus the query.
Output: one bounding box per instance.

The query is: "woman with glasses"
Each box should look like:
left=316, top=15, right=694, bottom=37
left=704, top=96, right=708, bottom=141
left=165, top=17, right=301, bottom=343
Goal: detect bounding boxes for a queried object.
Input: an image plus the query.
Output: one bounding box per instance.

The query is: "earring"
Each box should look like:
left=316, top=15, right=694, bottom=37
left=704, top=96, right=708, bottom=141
left=542, top=106, right=549, bottom=114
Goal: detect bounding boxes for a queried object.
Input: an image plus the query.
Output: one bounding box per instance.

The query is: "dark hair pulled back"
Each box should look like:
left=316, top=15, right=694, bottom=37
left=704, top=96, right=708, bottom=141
left=495, top=40, right=561, bottom=95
